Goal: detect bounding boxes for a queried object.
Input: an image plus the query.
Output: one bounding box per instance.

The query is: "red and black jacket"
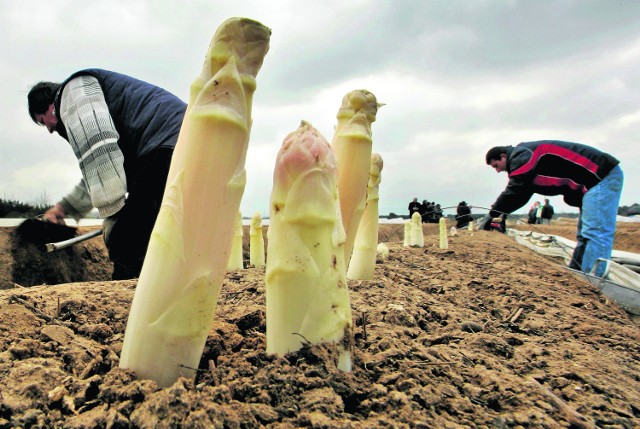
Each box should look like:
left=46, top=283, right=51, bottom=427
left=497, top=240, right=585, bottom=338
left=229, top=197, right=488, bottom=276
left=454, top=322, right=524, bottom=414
left=489, top=140, right=619, bottom=217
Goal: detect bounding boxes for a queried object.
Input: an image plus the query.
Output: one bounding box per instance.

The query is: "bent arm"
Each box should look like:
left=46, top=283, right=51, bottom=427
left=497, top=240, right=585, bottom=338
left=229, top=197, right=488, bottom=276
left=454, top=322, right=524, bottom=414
left=58, top=180, right=94, bottom=220
left=59, top=76, right=127, bottom=218
left=489, top=176, right=533, bottom=218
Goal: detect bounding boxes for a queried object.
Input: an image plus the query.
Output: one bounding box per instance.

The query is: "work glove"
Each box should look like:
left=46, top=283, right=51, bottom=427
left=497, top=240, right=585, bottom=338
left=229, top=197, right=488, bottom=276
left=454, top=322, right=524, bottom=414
left=479, top=214, right=493, bottom=231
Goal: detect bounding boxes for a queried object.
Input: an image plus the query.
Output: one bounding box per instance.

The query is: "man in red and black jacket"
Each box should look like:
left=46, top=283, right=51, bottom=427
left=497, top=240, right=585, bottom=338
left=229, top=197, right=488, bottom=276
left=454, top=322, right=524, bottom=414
left=481, top=140, right=623, bottom=277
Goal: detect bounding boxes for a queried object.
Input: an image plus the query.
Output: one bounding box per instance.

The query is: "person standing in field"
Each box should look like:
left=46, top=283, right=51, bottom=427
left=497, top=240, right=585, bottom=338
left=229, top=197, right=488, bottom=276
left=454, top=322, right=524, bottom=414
left=408, top=197, right=421, bottom=218
left=455, top=201, right=472, bottom=228
left=27, top=69, right=187, bottom=280
left=527, top=201, right=540, bottom=224
left=535, top=201, right=543, bottom=224
left=541, top=199, right=555, bottom=224
left=480, top=140, right=623, bottom=277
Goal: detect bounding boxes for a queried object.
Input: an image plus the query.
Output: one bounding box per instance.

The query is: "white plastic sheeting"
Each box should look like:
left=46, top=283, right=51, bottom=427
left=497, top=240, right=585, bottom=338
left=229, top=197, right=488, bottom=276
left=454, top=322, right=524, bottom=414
left=508, top=229, right=640, bottom=315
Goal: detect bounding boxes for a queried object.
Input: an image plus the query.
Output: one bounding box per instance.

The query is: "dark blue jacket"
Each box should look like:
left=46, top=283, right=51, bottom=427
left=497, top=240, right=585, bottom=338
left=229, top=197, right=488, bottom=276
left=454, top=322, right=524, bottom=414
left=54, top=68, right=187, bottom=173
left=489, top=140, right=619, bottom=217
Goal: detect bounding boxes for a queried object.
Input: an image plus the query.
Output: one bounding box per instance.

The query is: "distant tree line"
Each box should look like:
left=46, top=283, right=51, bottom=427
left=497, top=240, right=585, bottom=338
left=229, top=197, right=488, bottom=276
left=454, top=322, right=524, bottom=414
left=384, top=203, right=639, bottom=220
left=619, top=204, right=640, bottom=217
left=0, top=198, right=49, bottom=218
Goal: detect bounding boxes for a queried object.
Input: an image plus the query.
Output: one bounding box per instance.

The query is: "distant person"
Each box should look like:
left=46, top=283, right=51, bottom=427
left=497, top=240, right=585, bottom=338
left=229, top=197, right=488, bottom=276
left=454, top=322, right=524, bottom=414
left=480, top=140, right=623, bottom=277
left=434, top=204, right=443, bottom=221
left=419, top=199, right=429, bottom=223
left=536, top=201, right=543, bottom=224
left=408, top=197, right=421, bottom=218
left=527, top=201, right=540, bottom=224
left=455, top=201, right=472, bottom=228
left=422, top=200, right=436, bottom=223
left=27, top=69, right=187, bottom=280
left=541, top=199, right=555, bottom=224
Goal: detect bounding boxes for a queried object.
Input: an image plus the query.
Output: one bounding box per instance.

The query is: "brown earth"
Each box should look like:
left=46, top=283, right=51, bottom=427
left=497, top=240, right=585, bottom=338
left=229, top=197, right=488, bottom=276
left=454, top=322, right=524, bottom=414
left=0, top=220, right=639, bottom=428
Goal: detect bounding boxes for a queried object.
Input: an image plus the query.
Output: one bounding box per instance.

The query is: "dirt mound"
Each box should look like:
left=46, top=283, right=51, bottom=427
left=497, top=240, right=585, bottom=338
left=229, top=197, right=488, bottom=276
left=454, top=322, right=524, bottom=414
left=0, top=225, right=111, bottom=289
left=0, top=222, right=639, bottom=428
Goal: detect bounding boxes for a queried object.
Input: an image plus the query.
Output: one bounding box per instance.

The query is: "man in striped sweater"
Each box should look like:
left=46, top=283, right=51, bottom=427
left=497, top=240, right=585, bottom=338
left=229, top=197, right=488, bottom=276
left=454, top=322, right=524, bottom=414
left=28, top=69, right=187, bottom=280
left=481, top=140, right=623, bottom=277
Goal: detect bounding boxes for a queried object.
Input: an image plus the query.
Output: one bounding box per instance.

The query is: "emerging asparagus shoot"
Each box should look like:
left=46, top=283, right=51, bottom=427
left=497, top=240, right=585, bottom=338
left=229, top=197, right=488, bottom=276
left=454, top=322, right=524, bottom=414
left=228, top=211, right=244, bottom=270
left=347, top=152, right=383, bottom=280
left=266, top=121, right=353, bottom=372
left=331, top=90, right=381, bottom=267
left=376, top=242, right=390, bottom=261
left=403, top=221, right=411, bottom=247
left=410, top=212, right=424, bottom=247
left=439, top=217, right=449, bottom=249
left=119, top=17, right=270, bottom=388
left=249, top=211, right=265, bottom=267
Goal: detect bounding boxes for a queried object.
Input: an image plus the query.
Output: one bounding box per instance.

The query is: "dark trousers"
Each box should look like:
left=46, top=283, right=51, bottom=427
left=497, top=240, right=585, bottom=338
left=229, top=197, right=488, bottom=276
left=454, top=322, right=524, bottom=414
left=105, top=148, right=173, bottom=280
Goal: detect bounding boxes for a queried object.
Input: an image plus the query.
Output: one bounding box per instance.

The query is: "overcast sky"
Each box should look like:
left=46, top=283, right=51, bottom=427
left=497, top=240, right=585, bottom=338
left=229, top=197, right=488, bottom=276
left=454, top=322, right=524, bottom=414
left=1, top=0, right=639, bottom=219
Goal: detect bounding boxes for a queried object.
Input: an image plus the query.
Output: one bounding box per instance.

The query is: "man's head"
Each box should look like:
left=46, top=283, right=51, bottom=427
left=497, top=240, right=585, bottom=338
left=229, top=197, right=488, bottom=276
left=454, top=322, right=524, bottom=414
left=544, top=198, right=549, bottom=204
left=27, top=82, right=61, bottom=133
left=485, top=146, right=508, bottom=173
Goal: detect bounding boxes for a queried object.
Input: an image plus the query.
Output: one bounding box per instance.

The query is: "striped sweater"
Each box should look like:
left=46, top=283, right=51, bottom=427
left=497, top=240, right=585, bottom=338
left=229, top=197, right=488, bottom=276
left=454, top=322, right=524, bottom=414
left=53, top=69, right=186, bottom=219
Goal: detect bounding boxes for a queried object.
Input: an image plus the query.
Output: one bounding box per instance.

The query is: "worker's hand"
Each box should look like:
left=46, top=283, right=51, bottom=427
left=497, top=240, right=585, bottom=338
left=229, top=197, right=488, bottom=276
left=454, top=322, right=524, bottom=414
left=43, top=204, right=66, bottom=225
left=479, top=214, right=493, bottom=231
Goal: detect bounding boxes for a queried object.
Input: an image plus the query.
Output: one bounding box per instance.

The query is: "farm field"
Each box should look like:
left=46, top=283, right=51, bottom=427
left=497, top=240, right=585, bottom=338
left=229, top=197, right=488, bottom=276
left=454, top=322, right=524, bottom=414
left=0, top=221, right=639, bottom=428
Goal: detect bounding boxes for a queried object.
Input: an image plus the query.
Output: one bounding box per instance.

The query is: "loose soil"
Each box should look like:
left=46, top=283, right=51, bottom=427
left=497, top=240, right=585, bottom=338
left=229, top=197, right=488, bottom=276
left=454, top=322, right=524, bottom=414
left=0, top=220, right=638, bottom=428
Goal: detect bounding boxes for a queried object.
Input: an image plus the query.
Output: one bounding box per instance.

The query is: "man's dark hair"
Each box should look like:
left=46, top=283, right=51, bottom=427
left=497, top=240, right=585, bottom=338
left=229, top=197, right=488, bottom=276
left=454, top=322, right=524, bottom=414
left=27, top=82, right=61, bottom=123
left=485, top=146, right=509, bottom=164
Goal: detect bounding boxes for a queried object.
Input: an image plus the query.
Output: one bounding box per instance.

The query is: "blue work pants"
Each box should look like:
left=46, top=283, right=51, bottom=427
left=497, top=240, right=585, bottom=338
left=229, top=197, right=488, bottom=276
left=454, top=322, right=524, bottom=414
left=570, top=165, right=623, bottom=276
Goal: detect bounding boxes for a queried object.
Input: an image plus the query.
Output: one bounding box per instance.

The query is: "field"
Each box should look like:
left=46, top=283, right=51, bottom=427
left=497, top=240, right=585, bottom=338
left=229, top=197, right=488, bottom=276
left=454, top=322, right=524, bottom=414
left=0, top=220, right=639, bottom=428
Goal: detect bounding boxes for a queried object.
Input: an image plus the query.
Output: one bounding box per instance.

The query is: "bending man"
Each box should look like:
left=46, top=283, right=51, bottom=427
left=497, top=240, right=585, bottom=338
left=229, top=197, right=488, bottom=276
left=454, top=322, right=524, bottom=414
left=481, top=140, right=623, bottom=276
left=28, top=69, right=187, bottom=279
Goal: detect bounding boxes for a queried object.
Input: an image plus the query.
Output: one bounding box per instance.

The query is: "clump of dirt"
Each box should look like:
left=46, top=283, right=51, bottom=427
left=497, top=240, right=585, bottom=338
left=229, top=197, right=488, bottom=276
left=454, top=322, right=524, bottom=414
left=1, top=226, right=111, bottom=289
left=0, top=222, right=639, bottom=428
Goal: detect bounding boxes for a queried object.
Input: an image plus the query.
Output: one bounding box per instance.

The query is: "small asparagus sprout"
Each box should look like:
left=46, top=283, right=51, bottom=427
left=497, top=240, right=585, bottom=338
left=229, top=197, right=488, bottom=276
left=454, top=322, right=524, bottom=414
left=331, top=90, right=382, bottom=265
left=403, top=221, right=411, bottom=247
left=468, top=219, right=474, bottom=231
left=249, top=211, right=265, bottom=267
left=347, top=152, right=383, bottom=280
left=439, top=217, right=449, bottom=249
left=410, top=212, right=424, bottom=247
left=376, top=242, right=390, bottom=261
left=266, top=120, right=353, bottom=372
left=119, top=17, right=270, bottom=388
left=228, top=211, right=244, bottom=270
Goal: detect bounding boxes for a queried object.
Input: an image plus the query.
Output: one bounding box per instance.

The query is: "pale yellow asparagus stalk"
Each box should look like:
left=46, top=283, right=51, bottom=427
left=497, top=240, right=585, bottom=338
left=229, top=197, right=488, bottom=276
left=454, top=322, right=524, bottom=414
left=119, top=17, right=270, bottom=387
left=403, top=221, right=411, bottom=247
left=266, top=121, right=353, bottom=372
left=331, top=90, right=381, bottom=266
left=347, top=152, right=383, bottom=280
left=376, top=242, right=389, bottom=261
left=439, top=217, right=449, bottom=249
left=410, top=211, right=424, bottom=247
left=249, top=211, right=265, bottom=267
left=228, top=211, right=244, bottom=270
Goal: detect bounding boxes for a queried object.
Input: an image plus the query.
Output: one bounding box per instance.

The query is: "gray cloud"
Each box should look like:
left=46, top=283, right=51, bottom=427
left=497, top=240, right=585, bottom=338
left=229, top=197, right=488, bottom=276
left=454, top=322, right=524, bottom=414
left=1, top=0, right=639, bottom=220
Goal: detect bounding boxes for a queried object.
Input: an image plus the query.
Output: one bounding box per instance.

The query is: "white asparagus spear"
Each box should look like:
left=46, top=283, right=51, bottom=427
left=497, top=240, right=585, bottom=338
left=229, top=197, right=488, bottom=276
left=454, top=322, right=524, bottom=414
left=249, top=211, right=265, bottom=267
left=331, top=90, right=381, bottom=267
left=266, top=120, right=353, bottom=372
left=347, top=152, right=383, bottom=280
left=119, top=17, right=270, bottom=387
